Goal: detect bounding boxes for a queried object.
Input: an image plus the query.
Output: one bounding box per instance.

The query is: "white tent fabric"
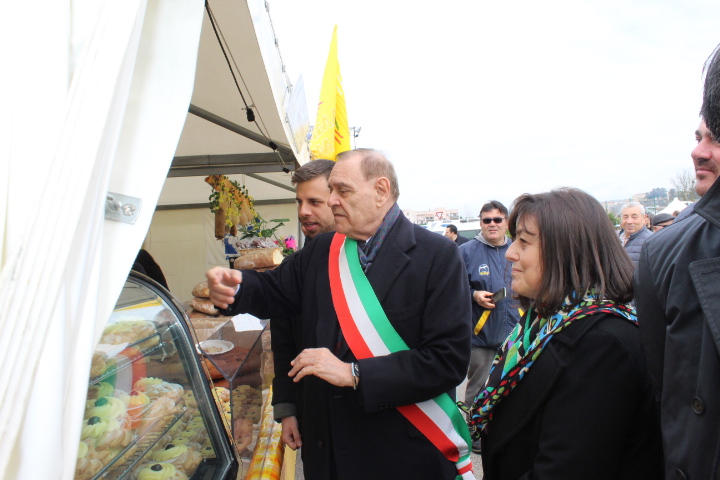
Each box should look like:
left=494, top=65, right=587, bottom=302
left=0, top=1, right=204, bottom=478
left=659, top=197, right=689, bottom=215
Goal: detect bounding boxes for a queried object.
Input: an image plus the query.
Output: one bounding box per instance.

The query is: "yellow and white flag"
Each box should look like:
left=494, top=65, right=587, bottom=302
left=309, top=25, right=351, bottom=160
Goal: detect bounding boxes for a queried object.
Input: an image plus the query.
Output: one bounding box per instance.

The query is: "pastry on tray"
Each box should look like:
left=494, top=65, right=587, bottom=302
left=135, top=462, right=189, bottom=480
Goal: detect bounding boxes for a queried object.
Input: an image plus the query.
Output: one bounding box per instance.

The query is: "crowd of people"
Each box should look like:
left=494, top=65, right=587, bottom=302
left=203, top=43, right=720, bottom=480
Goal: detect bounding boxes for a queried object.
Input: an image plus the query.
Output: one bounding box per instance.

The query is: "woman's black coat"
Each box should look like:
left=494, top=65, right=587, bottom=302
left=481, top=313, right=663, bottom=480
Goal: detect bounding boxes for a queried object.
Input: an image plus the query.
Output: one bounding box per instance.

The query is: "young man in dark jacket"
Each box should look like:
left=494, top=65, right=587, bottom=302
left=458, top=201, right=521, bottom=453
left=634, top=43, right=720, bottom=480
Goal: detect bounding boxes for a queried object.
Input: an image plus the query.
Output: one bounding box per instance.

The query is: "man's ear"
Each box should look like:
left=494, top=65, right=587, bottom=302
left=375, top=177, right=391, bottom=205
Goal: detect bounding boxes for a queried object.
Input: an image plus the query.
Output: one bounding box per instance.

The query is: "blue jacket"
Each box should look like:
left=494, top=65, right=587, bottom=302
left=620, top=228, right=652, bottom=266
left=458, top=236, right=522, bottom=349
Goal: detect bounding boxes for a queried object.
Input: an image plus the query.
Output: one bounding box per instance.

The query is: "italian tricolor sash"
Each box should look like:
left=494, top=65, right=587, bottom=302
left=328, top=233, right=474, bottom=480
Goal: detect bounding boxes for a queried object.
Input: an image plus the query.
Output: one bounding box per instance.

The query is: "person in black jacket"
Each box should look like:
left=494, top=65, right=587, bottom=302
left=271, top=159, right=335, bottom=452
left=445, top=224, right=469, bottom=245
left=470, top=188, right=662, bottom=480
left=634, top=43, right=720, bottom=480
left=208, top=149, right=472, bottom=480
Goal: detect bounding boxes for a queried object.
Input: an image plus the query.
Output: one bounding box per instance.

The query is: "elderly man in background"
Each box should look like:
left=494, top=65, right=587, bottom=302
left=619, top=202, right=652, bottom=265
left=650, top=213, right=674, bottom=233
left=634, top=43, right=720, bottom=480
left=207, top=149, right=473, bottom=480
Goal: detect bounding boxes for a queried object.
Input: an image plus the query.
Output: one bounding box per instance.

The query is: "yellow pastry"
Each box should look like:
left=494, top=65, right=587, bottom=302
left=74, top=441, right=103, bottom=480
left=200, top=444, right=215, bottom=458
left=85, top=396, right=127, bottom=419
left=136, top=462, right=188, bottom=480
left=133, top=377, right=164, bottom=391
left=87, top=381, right=114, bottom=400
left=81, top=417, right=108, bottom=446
left=127, top=391, right=150, bottom=430
left=151, top=444, right=202, bottom=473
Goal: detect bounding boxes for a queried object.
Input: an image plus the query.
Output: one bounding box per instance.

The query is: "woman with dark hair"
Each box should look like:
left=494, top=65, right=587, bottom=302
left=468, top=188, right=662, bottom=479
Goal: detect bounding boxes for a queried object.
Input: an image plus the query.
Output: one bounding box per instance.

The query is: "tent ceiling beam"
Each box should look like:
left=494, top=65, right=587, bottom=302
left=188, top=104, right=295, bottom=160
left=156, top=198, right=296, bottom=211
left=168, top=153, right=291, bottom=177
left=245, top=173, right=295, bottom=193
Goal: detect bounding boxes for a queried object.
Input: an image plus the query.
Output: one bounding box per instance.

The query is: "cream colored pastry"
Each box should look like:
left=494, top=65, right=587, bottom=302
left=101, top=320, right=156, bottom=344
left=182, top=391, right=197, bottom=409
left=127, top=391, right=151, bottom=430
left=145, top=382, right=184, bottom=402
left=87, top=381, right=115, bottom=400
left=140, top=397, right=176, bottom=434
left=151, top=444, right=202, bottom=473
left=89, top=352, right=107, bottom=377
left=96, top=418, right=133, bottom=450
left=199, top=444, right=215, bottom=458
left=170, top=437, right=202, bottom=451
left=136, top=462, right=189, bottom=480
left=75, top=440, right=103, bottom=480
left=81, top=417, right=109, bottom=446
left=133, top=377, right=164, bottom=391
left=176, top=429, right=204, bottom=444
left=85, top=396, right=127, bottom=419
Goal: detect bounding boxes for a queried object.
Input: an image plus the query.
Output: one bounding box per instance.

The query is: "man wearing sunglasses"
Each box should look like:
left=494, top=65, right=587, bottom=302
left=458, top=201, right=521, bottom=453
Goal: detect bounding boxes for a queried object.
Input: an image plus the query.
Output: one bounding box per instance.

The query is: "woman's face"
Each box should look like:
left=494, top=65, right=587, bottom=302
left=505, top=215, right=543, bottom=300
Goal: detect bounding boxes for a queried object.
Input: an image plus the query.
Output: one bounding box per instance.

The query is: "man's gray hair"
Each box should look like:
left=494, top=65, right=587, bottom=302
left=336, top=148, right=400, bottom=201
left=620, top=201, right=645, bottom=215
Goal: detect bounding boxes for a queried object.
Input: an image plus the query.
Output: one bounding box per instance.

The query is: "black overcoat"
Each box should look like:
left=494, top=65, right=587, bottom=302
left=481, top=313, right=663, bottom=480
left=225, top=214, right=472, bottom=480
left=635, top=177, right=720, bottom=480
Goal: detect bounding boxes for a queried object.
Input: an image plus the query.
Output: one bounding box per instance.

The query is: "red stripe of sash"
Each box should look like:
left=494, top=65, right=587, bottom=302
left=328, top=234, right=373, bottom=359
left=397, top=404, right=460, bottom=462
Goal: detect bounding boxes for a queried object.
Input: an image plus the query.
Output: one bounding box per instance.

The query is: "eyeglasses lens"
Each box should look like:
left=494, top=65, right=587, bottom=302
left=482, top=217, right=505, bottom=224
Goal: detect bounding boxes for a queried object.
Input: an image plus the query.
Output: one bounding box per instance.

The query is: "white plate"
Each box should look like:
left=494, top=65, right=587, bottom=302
left=199, top=339, right=234, bottom=355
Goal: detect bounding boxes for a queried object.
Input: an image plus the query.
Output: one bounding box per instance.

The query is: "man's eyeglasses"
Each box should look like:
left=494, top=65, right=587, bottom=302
left=482, top=217, right=506, bottom=224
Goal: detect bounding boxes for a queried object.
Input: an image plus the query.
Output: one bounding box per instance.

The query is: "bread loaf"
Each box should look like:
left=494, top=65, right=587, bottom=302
left=191, top=281, right=210, bottom=298
left=190, top=297, right=219, bottom=316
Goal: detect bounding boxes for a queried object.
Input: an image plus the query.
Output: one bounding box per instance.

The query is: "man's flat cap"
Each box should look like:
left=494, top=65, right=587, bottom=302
left=652, top=213, right=675, bottom=226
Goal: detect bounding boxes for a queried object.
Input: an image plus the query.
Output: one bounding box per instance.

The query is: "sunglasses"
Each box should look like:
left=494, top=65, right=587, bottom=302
left=482, top=217, right=506, bottom=224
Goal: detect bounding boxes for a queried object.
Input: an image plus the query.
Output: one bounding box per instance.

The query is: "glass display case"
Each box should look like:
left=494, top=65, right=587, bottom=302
left=74, top=272, right=238, bottom=480
left=198, top=315, right=269, bottom=470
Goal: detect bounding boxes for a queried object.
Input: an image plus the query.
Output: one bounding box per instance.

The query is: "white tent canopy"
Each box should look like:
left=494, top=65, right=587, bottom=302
left=161, top=0, right=311, bottom=208
left=660, top=197, right=689, bottom=215
left=0, top=0, right=309, bottom=478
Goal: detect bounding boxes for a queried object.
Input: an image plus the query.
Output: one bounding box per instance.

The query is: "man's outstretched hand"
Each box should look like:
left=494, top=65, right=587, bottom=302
left=206, top=267, right=243, bottom=309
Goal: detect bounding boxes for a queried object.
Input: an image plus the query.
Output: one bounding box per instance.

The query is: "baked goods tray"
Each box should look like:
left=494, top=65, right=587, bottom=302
left=91, top=398, right=187, bottom=480
left=89, top=335, right=167, bottom=387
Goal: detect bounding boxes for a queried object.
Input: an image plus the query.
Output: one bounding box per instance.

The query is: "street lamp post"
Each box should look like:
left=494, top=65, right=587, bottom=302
left=351, top=126, right=362, bottom=149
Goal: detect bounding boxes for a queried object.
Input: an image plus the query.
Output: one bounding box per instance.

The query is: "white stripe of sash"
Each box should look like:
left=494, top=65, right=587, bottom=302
left=338, top=240, right=391, bottom=355
left=417, top=398, right=471, bottom=458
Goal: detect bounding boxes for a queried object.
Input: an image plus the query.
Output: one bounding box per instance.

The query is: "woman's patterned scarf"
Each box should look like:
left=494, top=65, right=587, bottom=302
left=465, top=293, right=636, bottom=439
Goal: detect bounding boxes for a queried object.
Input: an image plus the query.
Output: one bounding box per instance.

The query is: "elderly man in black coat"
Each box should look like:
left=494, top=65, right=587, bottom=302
left=206, top=149, right=472, bottom=480
left=634, top=43, right=720, bottom=480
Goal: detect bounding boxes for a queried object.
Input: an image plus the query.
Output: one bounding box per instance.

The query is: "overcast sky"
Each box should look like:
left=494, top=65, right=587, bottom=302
left=270, top=0, right=720, bottom=216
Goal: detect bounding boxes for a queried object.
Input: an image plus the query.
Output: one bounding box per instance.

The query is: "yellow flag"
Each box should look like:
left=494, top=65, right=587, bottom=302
left=309, top=26, right=351, bottom=160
